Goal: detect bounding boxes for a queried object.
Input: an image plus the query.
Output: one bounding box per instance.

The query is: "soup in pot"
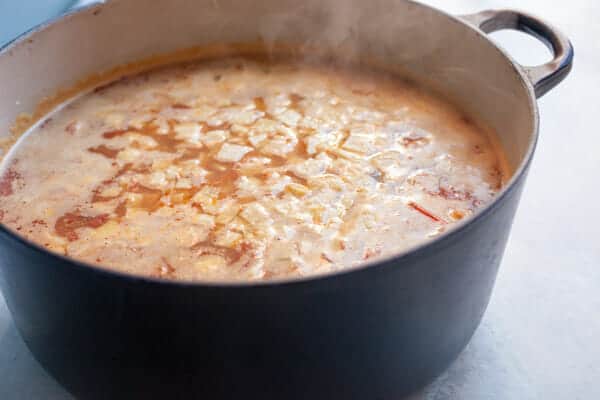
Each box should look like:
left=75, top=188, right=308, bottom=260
left=0, top=55, right=508, bottom=281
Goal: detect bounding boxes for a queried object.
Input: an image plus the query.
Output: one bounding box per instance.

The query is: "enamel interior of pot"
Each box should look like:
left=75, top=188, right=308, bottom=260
left=0, top=0, right=534, bottom=182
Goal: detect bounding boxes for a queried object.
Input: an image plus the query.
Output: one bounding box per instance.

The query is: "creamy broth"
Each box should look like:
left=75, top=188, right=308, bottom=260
left=0, top=56, right=508, bottom=281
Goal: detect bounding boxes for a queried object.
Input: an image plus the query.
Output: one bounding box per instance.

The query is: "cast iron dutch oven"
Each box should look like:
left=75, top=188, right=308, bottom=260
left=0, top=0, right=573, bottom=398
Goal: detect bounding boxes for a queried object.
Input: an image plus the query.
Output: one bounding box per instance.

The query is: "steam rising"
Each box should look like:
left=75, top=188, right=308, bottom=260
left=258, top=0, right=363, bottom=63
left=254, top=0, right=439, bottom=68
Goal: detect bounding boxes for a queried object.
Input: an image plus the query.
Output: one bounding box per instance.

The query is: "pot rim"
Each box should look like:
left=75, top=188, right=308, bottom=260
left=0, top=0, right=539, bottom=289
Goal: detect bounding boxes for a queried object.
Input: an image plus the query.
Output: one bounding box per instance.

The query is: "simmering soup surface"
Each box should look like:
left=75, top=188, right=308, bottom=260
left=0, top=56, right=507, bottom=281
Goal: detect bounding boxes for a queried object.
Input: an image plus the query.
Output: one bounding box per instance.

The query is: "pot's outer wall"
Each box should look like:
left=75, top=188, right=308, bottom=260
left=0, top=0, right=540, bottom=398
left=0, top=169, right=527, bottom=399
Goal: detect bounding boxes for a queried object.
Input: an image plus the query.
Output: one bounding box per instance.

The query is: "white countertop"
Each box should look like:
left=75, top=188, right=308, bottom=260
left=1, top=0, right=598, bottom=398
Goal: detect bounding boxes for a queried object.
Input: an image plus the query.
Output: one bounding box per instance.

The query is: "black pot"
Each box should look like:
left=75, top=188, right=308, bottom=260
left=0, top=1, right=573, bottom=398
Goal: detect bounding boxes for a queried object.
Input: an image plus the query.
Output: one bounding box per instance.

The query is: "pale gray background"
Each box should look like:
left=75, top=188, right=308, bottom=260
left=1, top=0, right=598, bottom=398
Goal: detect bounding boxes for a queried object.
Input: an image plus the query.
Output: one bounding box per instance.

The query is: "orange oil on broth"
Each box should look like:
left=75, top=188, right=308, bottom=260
left=0, top=56, right=508, bottom=281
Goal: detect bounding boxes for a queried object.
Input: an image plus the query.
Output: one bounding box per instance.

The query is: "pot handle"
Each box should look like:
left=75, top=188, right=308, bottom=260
left=459, top=10, right=573, bottom=98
